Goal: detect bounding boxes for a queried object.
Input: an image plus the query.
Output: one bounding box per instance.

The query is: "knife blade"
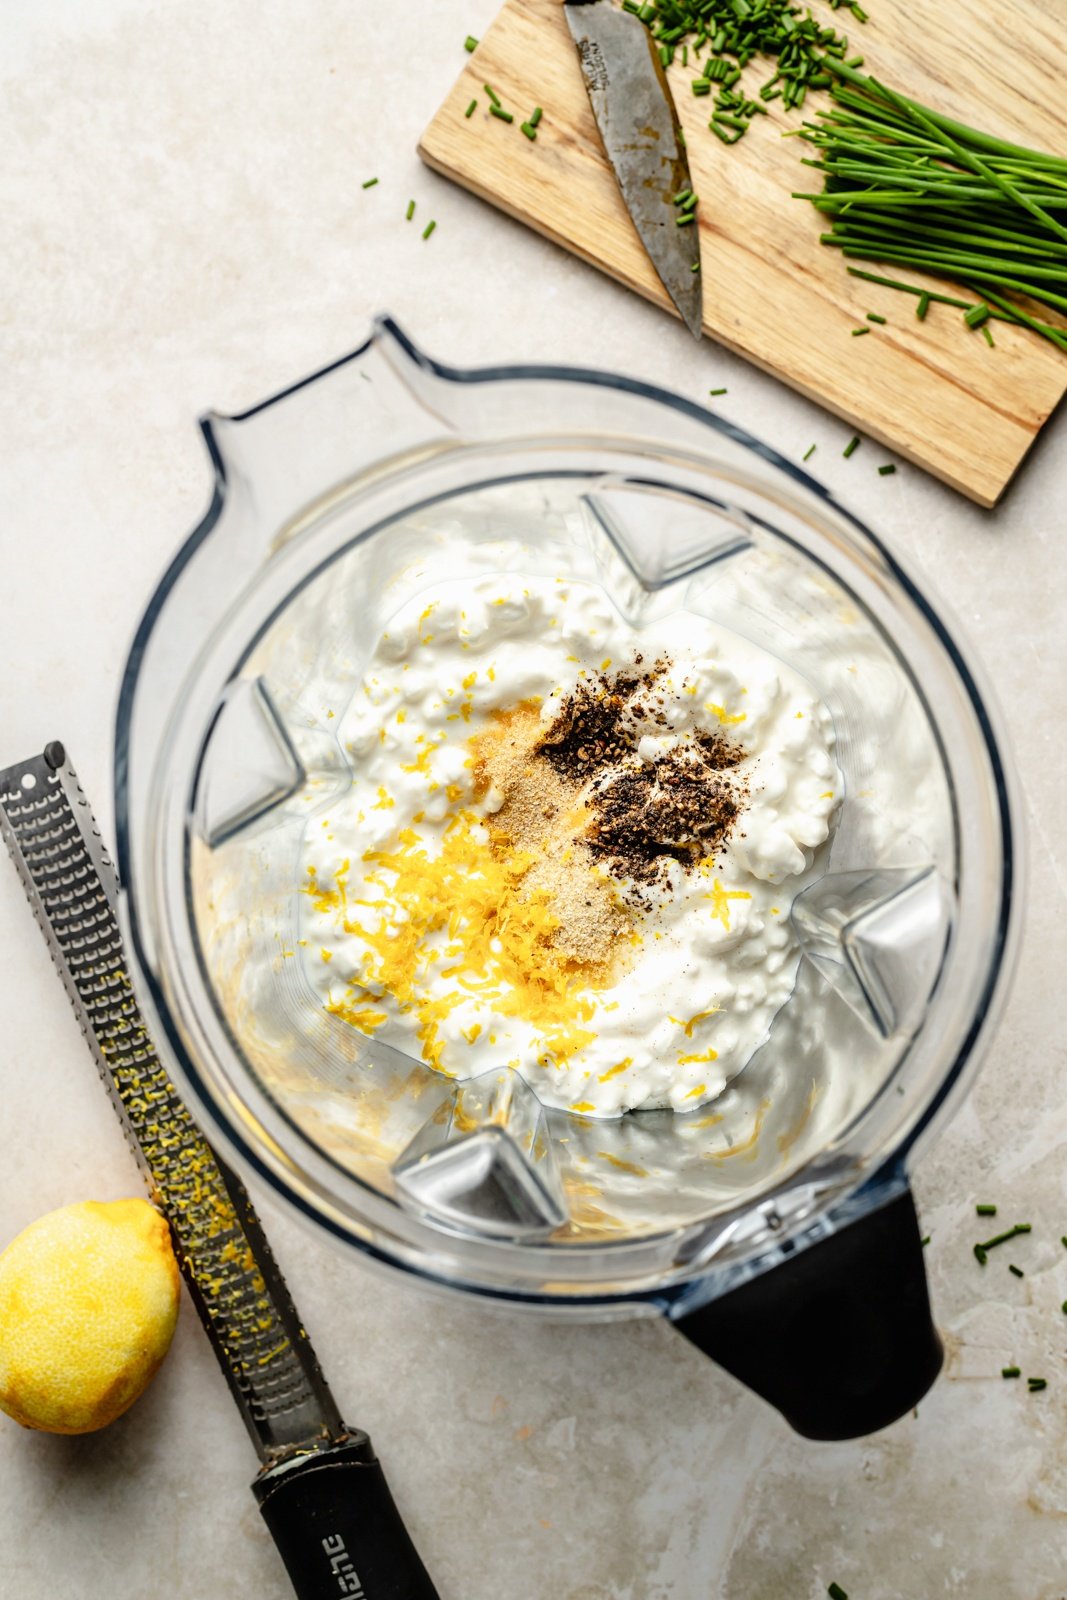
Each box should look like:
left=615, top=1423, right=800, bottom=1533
left=565, top=0, right=703, bottom=338
left=0, top=741, right=439, bottom=1600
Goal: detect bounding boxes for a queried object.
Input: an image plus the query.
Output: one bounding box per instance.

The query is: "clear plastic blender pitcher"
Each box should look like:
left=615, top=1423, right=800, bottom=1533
left=115, top=318, right=1019, bottom=1439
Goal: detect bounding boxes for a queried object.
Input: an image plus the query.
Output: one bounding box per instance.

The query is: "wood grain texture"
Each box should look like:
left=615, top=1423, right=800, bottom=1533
left=419, top=0, right=1067, bottom=505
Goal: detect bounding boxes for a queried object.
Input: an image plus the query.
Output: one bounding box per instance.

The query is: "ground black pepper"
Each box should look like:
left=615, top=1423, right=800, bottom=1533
left=538, top=659, right=748, bottom=894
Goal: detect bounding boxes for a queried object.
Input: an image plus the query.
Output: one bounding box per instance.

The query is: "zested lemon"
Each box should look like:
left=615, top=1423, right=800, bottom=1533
left=0, top=1198, right=180, bottom=1435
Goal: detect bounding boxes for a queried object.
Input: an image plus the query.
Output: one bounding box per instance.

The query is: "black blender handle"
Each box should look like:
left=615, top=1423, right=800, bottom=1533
left=671, top=1185, right=942, bottom=1440
left=254, top=1433, right=440, bottom=1600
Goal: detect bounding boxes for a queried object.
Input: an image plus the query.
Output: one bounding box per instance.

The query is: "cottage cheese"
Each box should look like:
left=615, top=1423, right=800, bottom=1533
left=300, top=573, right=841, bottom=1117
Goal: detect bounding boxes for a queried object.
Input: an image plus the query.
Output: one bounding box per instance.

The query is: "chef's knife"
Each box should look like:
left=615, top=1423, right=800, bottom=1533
left=564, top=0, right=703, bottom=337
left=0, top=742, right=439, bottom=1600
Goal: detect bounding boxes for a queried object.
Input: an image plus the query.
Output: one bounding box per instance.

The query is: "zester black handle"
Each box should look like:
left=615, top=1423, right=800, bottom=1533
left=254, top=1434, right=440, bottom=1600
left=671, top=1186, right=942, bottom=1439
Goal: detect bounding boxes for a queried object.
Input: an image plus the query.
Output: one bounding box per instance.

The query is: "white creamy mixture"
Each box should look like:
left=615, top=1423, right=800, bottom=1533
left=300, top=574, right=841, bottom=1117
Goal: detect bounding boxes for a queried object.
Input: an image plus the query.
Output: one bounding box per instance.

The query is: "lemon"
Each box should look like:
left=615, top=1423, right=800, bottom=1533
left=0, top=1198, right=180, bottom=1435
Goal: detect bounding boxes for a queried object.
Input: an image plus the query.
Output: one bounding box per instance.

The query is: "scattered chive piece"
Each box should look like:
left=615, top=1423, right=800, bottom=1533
left=1028, top=1378, right=1048, bottom=1392
left=464, top=34, right=478, bottom=52
left=866, top=312, right=886, bottom=324
left=483, top=83, right=501, bottom=107
left=691, top=261, right=700, bottom=272
left=709, top=387, right=728, bottom=396
left=843, top=435, right=860, bottom=458
left=1061, top=1300, right=1067, bottom=1314
left=673, top=189, right=694, bottom=206
left=878, top=464, right=896, bottom=475
left=979, top=1224, right=1031, bottom=1252
left=974, top=1243, right=988, bottom=1264
left=520, top=121, right=537, bottom=141
left=803, top=444, right=816, bottom=461
left=490, top=105, right=514, bottom=123
left=828, top=1586, right=849, bottom=1600
left=1002, top=1366, right=1021, bottom=1378
left=851, top=326, right=870, bottom=336
left=464, top=99, right=477, bottom=118
left=406, top=200, right=415, bottom=221
left=1008, top=1263, right=1024, bottom=1278
left=422, top=220, right=436, bottom=241
left=981, top=324, right=995, bottom=347
left=976, top=1204, right=997, bottom=1216
left=1062, top=1237, right=1067, bottom=1249
left=529, top=107, right=543, bottom=128
left=677, top=213, right=696, bottom=226
left=362, top=178, right=379, bottom=189
left=964, top=304, right=991, bottom=331
left=917, top=293, right=930, bottom=321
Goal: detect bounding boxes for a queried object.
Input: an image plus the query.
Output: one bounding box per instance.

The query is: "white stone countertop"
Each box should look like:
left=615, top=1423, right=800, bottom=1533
left=2, top=3, right=1066, bottom=1597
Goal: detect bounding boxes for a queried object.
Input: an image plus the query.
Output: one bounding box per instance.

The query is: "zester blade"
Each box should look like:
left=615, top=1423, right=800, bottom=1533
left=565, top=0, right=703, bottom=337
left=0, top=741, right=345, bottom=1463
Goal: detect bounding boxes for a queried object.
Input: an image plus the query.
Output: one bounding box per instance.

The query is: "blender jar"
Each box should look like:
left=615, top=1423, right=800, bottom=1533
left=115, top=318, right=1019, bottom=1439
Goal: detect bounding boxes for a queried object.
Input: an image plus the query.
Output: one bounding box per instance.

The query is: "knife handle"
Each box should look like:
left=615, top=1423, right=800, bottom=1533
left=254, top=1434, right=440, bottom=1600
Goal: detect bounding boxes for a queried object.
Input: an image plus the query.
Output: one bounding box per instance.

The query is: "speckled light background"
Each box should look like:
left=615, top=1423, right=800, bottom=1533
left=2, top=3, right=1066, bottom=1597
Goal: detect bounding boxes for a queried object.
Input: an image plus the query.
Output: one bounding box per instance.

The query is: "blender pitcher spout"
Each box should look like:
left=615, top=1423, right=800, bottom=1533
left=199, top=317, right=464, bottom=552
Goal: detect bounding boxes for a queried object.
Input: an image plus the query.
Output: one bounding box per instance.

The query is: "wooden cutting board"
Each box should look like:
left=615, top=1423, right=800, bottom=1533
left=419, top=0, right=1067, bottom=506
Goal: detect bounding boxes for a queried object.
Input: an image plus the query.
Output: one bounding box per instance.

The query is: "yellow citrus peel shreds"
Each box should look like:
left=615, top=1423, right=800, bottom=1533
left=311, top=812, right=610, bottom=1074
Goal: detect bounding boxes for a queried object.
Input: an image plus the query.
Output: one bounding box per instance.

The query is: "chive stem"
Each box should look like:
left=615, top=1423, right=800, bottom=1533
left=464, top=98, right=477, bottom=118
left=1002, top=1366, right=1021, bottom=1378
left=464, top=35, right=478, bottom=52
left=976, top=1204, right=997, bottom=1216
left=490, top=105, right=514, bottom=123
left=422, top=220, right=436, bottom=240
left=878, top=463, right=896, bottom=475
left=803, top=444, right=816, bottom=460
left=406, top=199, right=415, bottom=221
left=483, top=83, right=501, bottom=107
left=361, top=178, right=378, bottom=189
left=843, top=435, right=860, bottom=457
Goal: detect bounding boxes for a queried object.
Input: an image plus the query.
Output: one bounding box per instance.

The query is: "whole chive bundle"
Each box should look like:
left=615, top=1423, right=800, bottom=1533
left=623, top=0, right=864, bottom=144
left=793, top=63, right=1067, bottom=354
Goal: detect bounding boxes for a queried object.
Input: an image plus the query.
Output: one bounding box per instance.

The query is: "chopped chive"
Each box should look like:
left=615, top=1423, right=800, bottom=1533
left=709, top=387, right=728, bottom=395
left=1062, top=1237, right=1067, bottom=1249
left=422, top=220, right=436, bottom=240
left=529, top=107, right=543, bottom=128
left=981, top=324, right=995, bottom=346
left=673, top=189, right=695, bottom=206
left=677, top=213, right=696, bottom=225
left=490, top=105, right=514, bottom=123
left=1008, top=1263, right=1024, bottom=1278
left=464, top=99, right=477, bottom=118
left=866, top=312, right=886, bottom=324
left=964, top=303, right=991, bottom=330
left=851, top=326, right=870, bottom=336
left=464, top=34, right=478, bottom=52
left=921, top=1235, right=930, bottom=1247
left=843, top=435, right=860, bottom=457
left=691, top=261, right=700, bottom=271
left=878, top=463, right=896, bottom=475
left=979, top=1224, right=1031, bottom=1251
left=803, top=444, right=816, bottom=461
left=917, top=293, right=930, bottom=321
left=976, top=1204, right=997, bottom=1216
left=692, top=79, right=712, bottom=96
left=406, top=199, right=415, bottom=221
left=828, top=1586, right=849, bottom=1600
left=520, top=121, right=537, bottom=141
left=1002, top=1366, right=1021, bottom=1378
left=1062, top=1300, right=1067, bottom=1314
left=1028, top=1378, right=1048, bottom=1392
left=483, top=83, right=501, bottom=107
left=974, top=1243, right=988, bottom=1264
left=361, top=178, right=379, bottom=189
